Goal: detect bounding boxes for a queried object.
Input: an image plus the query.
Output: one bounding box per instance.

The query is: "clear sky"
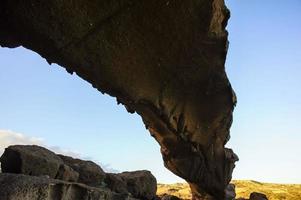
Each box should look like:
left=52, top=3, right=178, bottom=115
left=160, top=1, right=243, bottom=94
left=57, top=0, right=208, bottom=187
left=0, top=0, right=300, bottom=183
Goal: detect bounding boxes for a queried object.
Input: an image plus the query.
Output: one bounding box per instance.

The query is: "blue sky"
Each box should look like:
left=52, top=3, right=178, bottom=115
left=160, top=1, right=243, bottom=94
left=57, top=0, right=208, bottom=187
left=0, top=1, right=300, bottom=183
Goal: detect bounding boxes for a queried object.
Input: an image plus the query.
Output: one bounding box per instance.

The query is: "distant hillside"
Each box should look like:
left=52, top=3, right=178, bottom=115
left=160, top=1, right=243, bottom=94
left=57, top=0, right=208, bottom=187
left=157, top=180, right=301, bottom=200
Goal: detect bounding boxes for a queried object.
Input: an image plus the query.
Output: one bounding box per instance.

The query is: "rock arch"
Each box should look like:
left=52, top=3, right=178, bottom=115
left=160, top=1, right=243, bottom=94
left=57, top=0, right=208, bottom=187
left=0, top=0, right=238, bottom=199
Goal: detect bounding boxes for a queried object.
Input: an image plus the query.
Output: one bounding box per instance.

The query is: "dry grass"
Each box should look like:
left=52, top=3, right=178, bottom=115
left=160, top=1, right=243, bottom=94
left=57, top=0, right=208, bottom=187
left=157, top=183, right=192, bottom=199
left=157, top=180, right=301, bottom=200
left=233, top=180, right=301, bottom=200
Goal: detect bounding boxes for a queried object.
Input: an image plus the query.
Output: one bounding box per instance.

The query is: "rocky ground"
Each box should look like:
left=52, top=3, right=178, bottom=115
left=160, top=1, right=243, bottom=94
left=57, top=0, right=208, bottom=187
left=0, top=145, right=157, bottom=200
left=1, top=145, right=294, bottom=200
left=157, top=181, right=301, bottom=200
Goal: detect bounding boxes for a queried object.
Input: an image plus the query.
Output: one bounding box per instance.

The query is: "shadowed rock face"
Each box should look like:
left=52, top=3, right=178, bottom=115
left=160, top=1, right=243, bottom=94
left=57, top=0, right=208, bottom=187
left=0, top=145, right=158, bottom=200
left=0, top=173, right=139, bottom=200
left=0, top=0, right=238, bottom=199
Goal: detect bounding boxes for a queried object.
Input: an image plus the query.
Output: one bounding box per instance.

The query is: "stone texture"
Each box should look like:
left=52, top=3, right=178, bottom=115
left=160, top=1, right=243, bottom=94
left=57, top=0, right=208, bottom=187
left=225, top=183, right=236, bottom=200
left=160, top=194, right=182, bottom=200
left=0, top=0, right=237, bottom=199
left=0, top=145, right=64, bottom=178
left=105, top=173, right=129, bottom=194
left=0, top=145, right=106, bottom=185
left=119, top=170, right=157, bottom=200
left=0, top=173, right=138, bottom=200
left=0, top=145, right=158, bottom=200
left=104, top=171, right=157, bottom=200
left=56, top=164, right=80, bottom=182
left=249, top=192, right=268, bottom=200
left=58, top=154, right=106, bottom=187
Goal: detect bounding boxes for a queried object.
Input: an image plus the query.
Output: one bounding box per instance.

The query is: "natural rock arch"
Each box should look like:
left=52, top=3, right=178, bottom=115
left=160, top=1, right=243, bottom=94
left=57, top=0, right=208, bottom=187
left=0, top=0, right=238, bottom=199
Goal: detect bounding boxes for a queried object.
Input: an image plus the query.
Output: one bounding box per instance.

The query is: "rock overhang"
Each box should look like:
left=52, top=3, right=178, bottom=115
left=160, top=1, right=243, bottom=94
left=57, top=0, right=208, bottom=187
left=0, top=0, right=237, bottom=199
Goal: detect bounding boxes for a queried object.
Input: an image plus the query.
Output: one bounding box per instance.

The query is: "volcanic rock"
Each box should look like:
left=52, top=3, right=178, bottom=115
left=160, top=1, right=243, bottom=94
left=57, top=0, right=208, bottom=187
left=225, top=183, right=236, bottom=200
left=0, top=145, right=158, bottom=200
left=0, top=145, right=106, bottom=185
left=105, top=173, right=129, bottom=194
left=118, top=170, right=157, bottom=200
left=160, top=194, right=182, bottom=200
left=0, top=0, right=237, bottom=198
left=249, top=192, right=268, bottom=200
left=55, top=164, right=80, bottom=182
left=105, top=171, right=157, bottom=200
left=0, top=173, right=138, bottom=200
left=0, top=145, right=64, bottom=178
left=58, top=154, right=106, bottom=187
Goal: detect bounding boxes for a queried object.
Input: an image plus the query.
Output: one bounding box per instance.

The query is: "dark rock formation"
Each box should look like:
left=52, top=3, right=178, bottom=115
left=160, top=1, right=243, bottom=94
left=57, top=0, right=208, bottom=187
left=0, top=0, right=237, bottom=199
left=225, top=183, right=236, bottom=200
left=56, top=164, right=80, bottom=182
left=0, top=173, right=138, bottom=200
left=0, top=145, right=105, bottom=184
left=160, top=194, right=182, bottom=200
left=236, top=192, right=268, bottom=200
left=249, top=192, right=268, bottom=200
left=0, top=145, right=76, bottom=181
left=119, top=170, right=157, bottom=200
left=0, top=145, right=157, bottom=200
left=105, top=173, right=129, bottom=194
left=0, top=145, right=62, bottom=176
left=104, top=171, right=157, bottom=200
left=58, top=154, right=106, bottom=187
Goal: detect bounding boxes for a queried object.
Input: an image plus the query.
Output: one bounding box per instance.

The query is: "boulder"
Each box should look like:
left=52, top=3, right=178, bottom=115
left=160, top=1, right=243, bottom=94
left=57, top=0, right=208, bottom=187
left=0, top=145, right=63, bottom=178
left=0, top=145, right=111, bottom=184
left=0, top=145, right=157, bottom=198
left=0, top=173, right=138, bottom=200
left=55, top=164, right=79, bottom=182
left=249, top=192, right=268, bottom=200
left=119, top=170, right=157, bottom=200
left=105, top=173, right=128, bottom=194
left=160, top=194, right=182, bottom=200
left=58, top=154, right=106, bottom=187
left=225, top=183, right=236, bottom=200
left=105, top=171, right=158, bottom=199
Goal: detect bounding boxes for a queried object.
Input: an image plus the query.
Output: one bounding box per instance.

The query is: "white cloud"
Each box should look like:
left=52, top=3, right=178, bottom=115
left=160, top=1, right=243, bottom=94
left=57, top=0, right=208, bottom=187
left=0, top=130, right=43, bottom=156
left=48, top=145, right=82, bottom=159
left=0, top=130, right=117, bottom=173
left=0, top=130, right=84, bottom=158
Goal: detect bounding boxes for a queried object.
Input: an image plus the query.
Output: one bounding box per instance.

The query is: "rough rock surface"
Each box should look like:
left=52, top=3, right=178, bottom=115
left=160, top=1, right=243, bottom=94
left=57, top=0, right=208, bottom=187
left=119, top=170, right=157, bottom=200
left=59, top=154, right=106, bottom=187
left=105, top=173, right=129, bottom=194
left=249, top=192, right=268, bottom=200
left=0, top=0, right=237, bottom=199
left=160, top=194, right=182, bottom=200
left=0, top=145, right=157, bottom=200
left=225, top=183, right=236, bottom=200
left=0, top=145, right=105, bottom=184
left=104, top=171, right=157, bottom=200
left=0, top=145, right=65, bottom=179
left=0, top=173, right=138, bottom=200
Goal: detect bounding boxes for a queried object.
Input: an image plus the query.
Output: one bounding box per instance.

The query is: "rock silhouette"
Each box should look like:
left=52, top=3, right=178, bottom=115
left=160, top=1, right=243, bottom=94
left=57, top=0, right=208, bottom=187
left=0, top=0, right=237, bottom=198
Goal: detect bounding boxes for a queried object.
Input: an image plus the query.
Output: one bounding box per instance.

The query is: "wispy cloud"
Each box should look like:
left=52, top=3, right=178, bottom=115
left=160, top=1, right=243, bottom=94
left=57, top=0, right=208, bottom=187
left=0, top=130, right=43, bottom=156
left=0, top=130, right=117, bottom=173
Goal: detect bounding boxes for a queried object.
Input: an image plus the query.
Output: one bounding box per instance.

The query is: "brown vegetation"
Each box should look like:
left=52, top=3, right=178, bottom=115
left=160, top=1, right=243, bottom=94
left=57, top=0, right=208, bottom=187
left=157, top=180, right=301, bottom=200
